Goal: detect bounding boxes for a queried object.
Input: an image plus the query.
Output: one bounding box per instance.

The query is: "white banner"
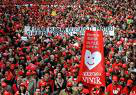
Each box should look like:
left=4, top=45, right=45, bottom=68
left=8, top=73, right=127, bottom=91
left=24, top=26, right=115, bottom=36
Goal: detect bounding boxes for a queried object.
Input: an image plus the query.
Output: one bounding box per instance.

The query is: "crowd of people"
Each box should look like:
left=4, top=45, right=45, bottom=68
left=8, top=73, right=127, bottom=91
left=0, top=0, right=136, bottom=95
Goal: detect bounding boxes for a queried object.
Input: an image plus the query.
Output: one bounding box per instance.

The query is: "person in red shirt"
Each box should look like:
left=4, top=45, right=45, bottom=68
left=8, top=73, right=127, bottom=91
left=130, top=86, right=136, bottom=94
left=106, top=76, right=122, bottom=95
left=38, top=72, right=54, bottom=92
left=121, top=79, right=133, bottom=95
left=15, top=83, right=30, bottom=95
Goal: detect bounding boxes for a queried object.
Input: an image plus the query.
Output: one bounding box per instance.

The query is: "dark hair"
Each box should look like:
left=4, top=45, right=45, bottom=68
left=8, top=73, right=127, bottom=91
left=100, top=86, right=105, bottom=92
left=19, top=87, right=27, bottom=94
left=130, top=72, right=136, bottom=75
left=130, top=72, right=136, bottom=81
left=45, top=84, right=52, bottom=93
left=56, top=72, right=64, bottom=78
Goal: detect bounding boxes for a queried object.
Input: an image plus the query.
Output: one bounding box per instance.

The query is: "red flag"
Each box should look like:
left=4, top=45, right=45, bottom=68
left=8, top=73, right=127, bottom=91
left=78, top=30, right=105, bottom=87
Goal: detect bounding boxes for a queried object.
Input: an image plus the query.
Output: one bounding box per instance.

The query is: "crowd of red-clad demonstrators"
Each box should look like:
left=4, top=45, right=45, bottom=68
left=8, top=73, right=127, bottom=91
left=0, top=0, right=136, bottom=95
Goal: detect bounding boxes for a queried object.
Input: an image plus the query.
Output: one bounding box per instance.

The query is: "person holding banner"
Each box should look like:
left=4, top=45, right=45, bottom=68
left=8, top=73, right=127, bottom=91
left=106, top=76, right=122, bottom=95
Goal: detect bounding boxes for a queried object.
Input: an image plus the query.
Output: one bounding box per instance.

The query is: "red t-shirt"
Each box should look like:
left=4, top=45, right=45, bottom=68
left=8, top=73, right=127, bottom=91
left=100, top=93, right=105, bottom=95
left=5, top=71, right=13, bottom=81
left=12, top=84, right=18, bottom=93
left=130, top=86, right=136, bottom=94
left=121, top=86, right=129, bottom=95
left=106, top=83, right=122, bottom=95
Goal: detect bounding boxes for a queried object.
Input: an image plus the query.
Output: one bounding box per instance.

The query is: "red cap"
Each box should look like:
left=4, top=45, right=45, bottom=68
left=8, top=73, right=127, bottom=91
left=62, top=52, right=66, bottom=56
left=32, top=71, right=36, bottom=75
left=111, top=47, right=114, bottom=52
left=3, top=53, right=8, bottom=57
left=125, top=71, right=129, bottom=75
left=114, top=66, right=119, bottom=70
left=128, top=39, right=133, bottom=43
left=127, top=15, right=133, bottom=19
left=106, top=72, right=110, bottom=77
left=122, top=64, right=127, bottom=69
left=1, top=82, right=7, bottom=87
left=54, top=54, right=58, bottom=58
left=64, top=64, right=67, bottom=68
left=112, top=76, right=118, bottom=82
left=41, top=82, right=47, bottom=87
left=120, top=78, right=125, bottom=81
left=18, top=71, right=24, bottom=75
left=26, top=66, right=30, bottom=70
left=20, top=57, right=24, bottom=60
left=35, top=62, right=40, bottom=65
left=34, top=56, right=38, bottom=60
left=116, top=41, right=122, bottom=46
left=26, top=71, right=31, bottom=76
left=106, top=61, right=110, bottom=65
left=28, top=63, right=37, bottom=71
left=108, top=68, right=113, bottom=73
left=20, top=83, right=25, bottom=87
left=10, top=64, right=15, bottom=70
left=41, top=47, right=45, bottom=50
left=72, top=69, right=76, bottom=73
left=72, top=78, right=77, bottom=82
left=127, top=80, right=133, bottom=86
left=26, top=56, right=31, bottom=61
left=118, top=63, right=122, bottom=66
left=3, top=91, right=11, bottom=95
left=120, top=38, right=124, bottom=42
left=81, top=89, right=89, bottom=94
left=95, top=85, right=100, bottom=89
left=67, top=82, right=73, bottom=87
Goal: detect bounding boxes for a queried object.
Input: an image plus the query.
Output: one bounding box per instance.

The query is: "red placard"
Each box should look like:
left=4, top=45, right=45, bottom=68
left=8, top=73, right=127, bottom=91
left=78, top=30, right=105, bottom=87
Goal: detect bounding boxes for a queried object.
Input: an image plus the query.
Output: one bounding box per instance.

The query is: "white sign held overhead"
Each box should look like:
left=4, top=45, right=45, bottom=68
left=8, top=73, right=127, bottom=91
left=24, top=26, right=115, bottom=36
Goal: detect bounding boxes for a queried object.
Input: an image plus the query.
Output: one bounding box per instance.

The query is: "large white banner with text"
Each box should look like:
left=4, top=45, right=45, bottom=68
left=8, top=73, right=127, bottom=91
left=24, top=26, right=115, bottom=36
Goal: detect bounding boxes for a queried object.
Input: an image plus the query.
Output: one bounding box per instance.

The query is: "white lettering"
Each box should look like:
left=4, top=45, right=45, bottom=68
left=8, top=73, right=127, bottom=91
left=82, top=77, right=102, bottom=84
left=83, top=72, right=101, bottom=76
